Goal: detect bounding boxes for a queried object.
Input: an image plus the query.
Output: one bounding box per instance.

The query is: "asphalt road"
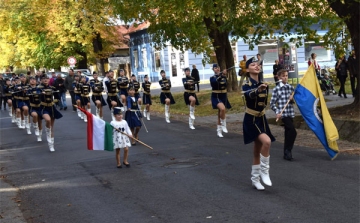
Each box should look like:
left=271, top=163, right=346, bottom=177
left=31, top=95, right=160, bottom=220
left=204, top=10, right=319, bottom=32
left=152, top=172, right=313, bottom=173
left=0, top=98, right=359, bottom=223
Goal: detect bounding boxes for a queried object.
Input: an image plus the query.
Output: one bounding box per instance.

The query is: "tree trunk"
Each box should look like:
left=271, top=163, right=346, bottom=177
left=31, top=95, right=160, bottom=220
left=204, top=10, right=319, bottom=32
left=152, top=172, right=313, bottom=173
left=328, top=0, right=360, bottom=106
left=76, top=51, right=88, bottom=69
left=204, top=17, right=237, bottom=92
left=96, top=58, right=106, bottom=76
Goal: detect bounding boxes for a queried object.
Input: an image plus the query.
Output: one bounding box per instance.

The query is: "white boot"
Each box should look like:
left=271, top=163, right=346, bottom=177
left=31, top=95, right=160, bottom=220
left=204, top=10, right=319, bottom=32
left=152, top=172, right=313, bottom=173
left=45, top=127, right=51, bottom=144
left=33, top=123, right=39, bottom=136
left=251, top=165, right=265, bottom=190
left=146, top=112, right=150, bottom=121
left=37, top=129, right=42, bottom=142
left=49, top=137, right=55, bottom=152
left=80, top=111, right=84, bottom=120
left=189, top=117, right=195, bottom=130
left=25, top=116, right=31, bottom=134
left=217, top=125, right=223, bottom=138
left=189, top=106, right=195, bottom=120
left=11, top=115, right=16, bottom=123
left=111, top=108, right=115, bottom=121
left=220, top=118, right=228, bottom=133
left=95, top=107, right=100, bottom=117
left=143, top=109, right=147, bottom=118
left=77, top=108, right=81, bottom=118
left=8, top=107, right=12, bottom=117
left=84, top=108, right=90, bottom=122
left=260, top=154, right=272, bottom=186
left=19, top=120, right=25, bottom=129
left=165, top=105, right=170, bottom=123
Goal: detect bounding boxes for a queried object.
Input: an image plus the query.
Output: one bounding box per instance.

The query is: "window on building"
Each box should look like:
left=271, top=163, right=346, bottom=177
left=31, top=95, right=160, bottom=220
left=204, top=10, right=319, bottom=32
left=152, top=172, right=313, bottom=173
left=154, top=51, right=161, bottom=72
left=258, top=40, right=278, bottom=65
left=304, top=41, right=331, bottom=62
left=142, top=48, right=147, bottom=68
left=133, top=49, right=138, bottom=69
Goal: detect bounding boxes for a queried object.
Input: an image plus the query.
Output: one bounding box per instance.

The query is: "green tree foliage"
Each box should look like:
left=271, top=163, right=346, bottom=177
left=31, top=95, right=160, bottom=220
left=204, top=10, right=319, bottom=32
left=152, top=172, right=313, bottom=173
left=0, top=0, right=122, bottom=71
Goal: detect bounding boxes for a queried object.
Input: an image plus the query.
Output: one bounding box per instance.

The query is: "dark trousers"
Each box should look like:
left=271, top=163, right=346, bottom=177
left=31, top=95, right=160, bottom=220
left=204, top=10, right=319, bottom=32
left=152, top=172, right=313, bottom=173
left=350, top=75, right=357, bottom=96
left=282, top=117, right=297, bottom=153
left=338, top=76, right=347, bottom=97
left=69, top=90, right=76, bottom=111
left=196, top=82, right=200, bottom=92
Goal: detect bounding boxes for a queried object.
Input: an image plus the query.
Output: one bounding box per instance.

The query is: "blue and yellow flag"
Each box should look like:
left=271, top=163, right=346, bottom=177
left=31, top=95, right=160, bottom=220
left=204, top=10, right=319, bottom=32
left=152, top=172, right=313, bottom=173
left=294, top=64, right=339, bottom=160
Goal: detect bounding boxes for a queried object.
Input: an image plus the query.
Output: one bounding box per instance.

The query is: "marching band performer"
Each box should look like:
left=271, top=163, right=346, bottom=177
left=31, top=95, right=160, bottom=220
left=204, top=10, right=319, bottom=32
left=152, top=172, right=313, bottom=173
left=210, top=64, right=231, bottom=137
left=142, top=75, right=152, bottom=120
left=117, top=69, right=129, bottom=110
left=27, top=76, right=43, bottom=141
left=106, top=70, right=123, bottom=121
left=128, top=74, right=142, bottom=109
left=72, top=74, right=83, bottom=119
left=79, top=76, right=91, bottom=122
left=242, top=57, right=275, bottom=191
left=14, top=74, right=31, bottom=133
left=3, top=78, right=14, bottom=122
left=182, top=67, right=199, bottom=129
left=125, top=87, right=142, bottom=145
left=159, top=70, right=175, bottom=123
left=38, top=74, right=63, bottom=152
left=90, top=72, right=107, bottom=119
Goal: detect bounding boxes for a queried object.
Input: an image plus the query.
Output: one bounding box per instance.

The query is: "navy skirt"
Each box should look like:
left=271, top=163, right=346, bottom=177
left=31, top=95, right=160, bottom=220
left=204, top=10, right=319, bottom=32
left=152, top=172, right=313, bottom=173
left=243, top=113, right=275, bottom=144
left=183, top=92, right=199, bottom=105
left=119, top=89, right=128, bottom=96
left=30, top=107, right=43, bottom=119
left=125, top=110, right=142, bottom=128
left=17, top=101, right=29, bottom=109
left=160, top=92, right=175, bottom=104
left=92, top=95, right=107, bottom=106
left=107, top=96, right=122, bottom=110
left=41, top=105, right=63, bottom=119
left=81, top=96, right=91, bottom=106
left=142, top=93, right=152, bottom=105
left=75, top=94, right=81, bottom=101
left=211, top=93, right=231, bottom=109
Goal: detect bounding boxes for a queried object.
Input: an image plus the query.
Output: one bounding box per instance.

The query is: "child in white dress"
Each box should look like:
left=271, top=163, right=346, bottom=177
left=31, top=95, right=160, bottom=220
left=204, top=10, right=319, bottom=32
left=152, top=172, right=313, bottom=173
left=110, top=107, right=133, bottom=168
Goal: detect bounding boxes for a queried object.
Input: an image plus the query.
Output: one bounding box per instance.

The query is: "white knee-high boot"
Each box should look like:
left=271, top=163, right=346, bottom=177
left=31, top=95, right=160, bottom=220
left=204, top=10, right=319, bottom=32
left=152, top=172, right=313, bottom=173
left=143, top=108, right=147, bottom=117
left=189, top=106, right=195, bottom=120
left=49, top=137, right=55, bottom=152
left=111, top=108, right=115, bottom=121
left=95, top=107, right=100, bottom=117
left=45, top=127, right=51, bottom=144
left=165, top=105, right=170, bottom=123
left=8, top=107, right=12, bottom=117
left=217, top=125, right=223, bottom=138
left=33, top=123, right=39, bottom=136
left=19, top=119, right=25, bottom=129
left=189, top=117, right=195, bottom=130
left=77, top=108, right=81, bottom=118
left=11, top=115, right=16, bottom=123
left=220, top=118, right=228, bottom=133
left=25, top=116, right=31, bottom=134
left=251, top=165, right=265, bottom=190
left=260, top=154, right=272, bottom=186
left=146, top=112, right=150, bottom=121
left=37, top=129, right=42, bottom=142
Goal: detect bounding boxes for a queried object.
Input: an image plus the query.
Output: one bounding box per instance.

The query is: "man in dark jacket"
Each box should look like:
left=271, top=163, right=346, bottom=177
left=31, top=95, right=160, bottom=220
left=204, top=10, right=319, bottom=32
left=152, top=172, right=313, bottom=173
left=64, top=69, right=75, bottom=111
left=191, top=65, right=200, bottom=92
left=347, top=50, right=358, bottom=97
left=54, top=73, right=67, bottom=110
left=335, top=55, right=348, bottom=98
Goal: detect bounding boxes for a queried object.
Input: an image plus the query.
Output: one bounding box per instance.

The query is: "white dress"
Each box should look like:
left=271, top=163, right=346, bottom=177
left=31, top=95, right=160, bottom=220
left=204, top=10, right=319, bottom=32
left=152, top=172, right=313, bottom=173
left=110, top=120, right=132, bottom=149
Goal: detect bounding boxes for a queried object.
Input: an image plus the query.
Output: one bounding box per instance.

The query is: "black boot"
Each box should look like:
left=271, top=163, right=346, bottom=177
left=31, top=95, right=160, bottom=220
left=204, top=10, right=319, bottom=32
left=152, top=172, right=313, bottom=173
left=284, top=149, right=293, bottom=161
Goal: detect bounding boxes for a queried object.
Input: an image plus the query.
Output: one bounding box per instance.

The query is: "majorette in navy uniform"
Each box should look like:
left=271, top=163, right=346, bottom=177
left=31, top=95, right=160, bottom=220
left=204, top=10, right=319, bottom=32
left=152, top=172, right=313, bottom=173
left=159, top=70, right=175, bottom=123
left=38, top=74, right=63, bottom=152
left=14, top=74, right=30, bottom=132
left=141, top=75, right=152, bottom=120
left=210, top=64, right=231, bottom=137
left=90, top=72, right=107, bottom=119
left=182, top=67, right=199, bottom=130
left=128, top=74, right=142, bottom=108
left=105, top=70, right=123, bottom=121
left=72, top=75, right=83, bottom=119
left=3, top=78, right=14, bottom=121
left=79, top=76, right=91, bottom=122
left=117, top=69, right=129, bottom=109
left=27, top=76, right=43, bottom=141
left=124, top=87, right=142, bottom=145
left=10, top=78, right=19, bottom=121
left=242, top=57, right=275, bottom=191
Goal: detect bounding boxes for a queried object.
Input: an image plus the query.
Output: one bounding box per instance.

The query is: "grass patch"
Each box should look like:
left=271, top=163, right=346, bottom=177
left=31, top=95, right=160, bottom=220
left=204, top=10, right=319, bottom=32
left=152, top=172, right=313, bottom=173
left=151, top=88, right=274, bottom=117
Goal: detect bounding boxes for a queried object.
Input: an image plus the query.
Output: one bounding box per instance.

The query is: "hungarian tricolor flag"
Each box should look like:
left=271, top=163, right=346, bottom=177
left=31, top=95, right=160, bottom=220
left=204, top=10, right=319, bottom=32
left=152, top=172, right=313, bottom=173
left=78, top=107, right=114, bottom=151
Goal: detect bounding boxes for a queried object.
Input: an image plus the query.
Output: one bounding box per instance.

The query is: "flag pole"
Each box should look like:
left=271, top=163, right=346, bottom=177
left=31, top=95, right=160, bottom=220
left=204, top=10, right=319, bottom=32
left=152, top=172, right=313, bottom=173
left=113, top=126, right=153, bottom=150
left=276, top=92, right=295, bottom=122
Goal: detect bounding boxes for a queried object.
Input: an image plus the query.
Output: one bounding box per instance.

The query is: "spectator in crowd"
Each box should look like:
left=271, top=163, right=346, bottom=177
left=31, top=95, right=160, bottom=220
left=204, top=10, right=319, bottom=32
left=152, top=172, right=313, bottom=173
left=64, top=69, right=76, bottom=111
left=49, top=72, right=57, bottom=86
left=273, top=59, right=282, bottom=85
left=54, top=73, right=67, bottom=110
left=309, top=53, right=321, bottom=76
left=256, top=54, right=264, bottom=82
left=335, top=55, right=348, bottom=98
left=191, top=65, right=200, bottom=92
left=347, top=50, right=358, bottom=97
left=238, top=55, right=248, bottom=87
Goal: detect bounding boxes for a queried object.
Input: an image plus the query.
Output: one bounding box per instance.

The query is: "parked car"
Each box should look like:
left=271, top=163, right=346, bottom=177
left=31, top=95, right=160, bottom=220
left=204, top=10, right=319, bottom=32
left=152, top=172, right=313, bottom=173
left=46, top=72, right=69, bottom=79
left=74, top=69, right=91, bottom=76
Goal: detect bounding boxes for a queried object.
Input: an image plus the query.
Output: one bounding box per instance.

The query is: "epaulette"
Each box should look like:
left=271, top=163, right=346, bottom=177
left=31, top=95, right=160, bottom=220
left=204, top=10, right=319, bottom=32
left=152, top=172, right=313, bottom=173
left=37, top=84, right=44, bottom=89
left=244, top=80, right=252, bottom=86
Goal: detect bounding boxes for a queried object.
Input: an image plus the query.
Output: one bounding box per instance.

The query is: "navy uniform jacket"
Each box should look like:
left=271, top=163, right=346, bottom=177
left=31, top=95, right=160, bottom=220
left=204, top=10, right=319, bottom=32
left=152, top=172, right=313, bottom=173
left=242, top=78, right=275, bottom=144
left=209, top=73, right=231, bottom=109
